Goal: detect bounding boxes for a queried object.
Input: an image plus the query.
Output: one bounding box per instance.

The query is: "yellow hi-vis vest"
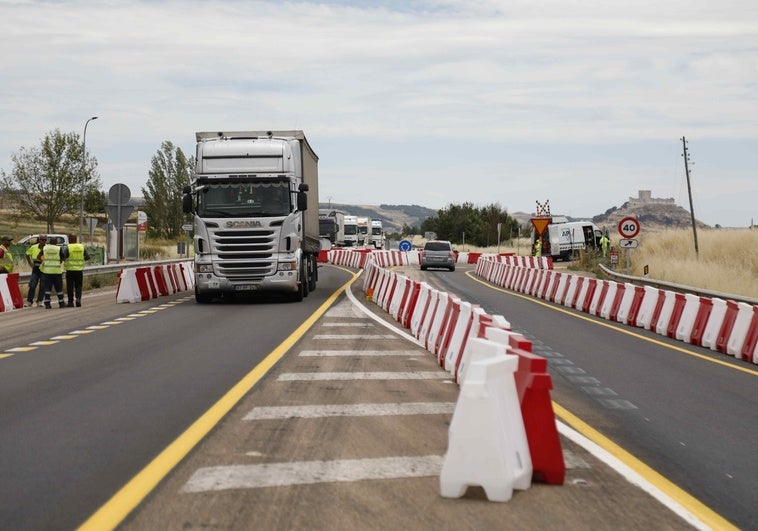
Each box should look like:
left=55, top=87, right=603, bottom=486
left=65, top=243, right=86, bottom=271
left=0, top=245, right=13, bottom=273
left=40, top=245, right=62, bottom=275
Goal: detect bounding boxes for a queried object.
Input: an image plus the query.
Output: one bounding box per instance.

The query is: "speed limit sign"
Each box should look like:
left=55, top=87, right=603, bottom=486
left=618, top=217, right=641, bottom=238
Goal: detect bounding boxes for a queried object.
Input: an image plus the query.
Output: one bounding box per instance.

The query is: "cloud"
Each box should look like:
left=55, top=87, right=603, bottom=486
left=1, top=0, right=756, bottom=226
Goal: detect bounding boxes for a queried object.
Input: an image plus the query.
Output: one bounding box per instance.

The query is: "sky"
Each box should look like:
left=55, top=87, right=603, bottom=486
left=1, top=0, right=756, bottom=228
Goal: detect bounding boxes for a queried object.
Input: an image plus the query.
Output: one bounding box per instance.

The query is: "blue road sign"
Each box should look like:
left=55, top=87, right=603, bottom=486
left=398, top=239, right=412, bottom=251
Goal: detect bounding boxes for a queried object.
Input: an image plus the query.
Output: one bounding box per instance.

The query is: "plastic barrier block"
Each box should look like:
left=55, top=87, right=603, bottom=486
left=440, top=340, right=532, bottom=501
left=740, top=307, right=758, bottom=363
left=715, top=301, right=740, bottom=353
left=726, top=302, right=755, bottom=357
left=666, top=293, right=687, bottom=339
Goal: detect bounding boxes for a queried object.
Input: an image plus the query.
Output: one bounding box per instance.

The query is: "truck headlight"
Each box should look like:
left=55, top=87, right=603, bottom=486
left=277, top=262, right=297, bottom=271
left=197, top=264, right=214, bottom=273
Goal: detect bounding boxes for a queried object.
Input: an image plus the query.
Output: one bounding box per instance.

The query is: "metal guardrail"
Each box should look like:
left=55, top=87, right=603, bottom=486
left=13, top=258, right=190, bottom=284
left=597, top=263, right=757, bottom=306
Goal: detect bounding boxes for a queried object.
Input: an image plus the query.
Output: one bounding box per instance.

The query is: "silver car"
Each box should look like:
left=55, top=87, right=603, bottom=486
left=420, top=240, right=455, bottom=271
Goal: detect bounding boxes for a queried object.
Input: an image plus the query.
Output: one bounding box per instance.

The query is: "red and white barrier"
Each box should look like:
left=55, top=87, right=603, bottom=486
left=471, top=254, right=758, bottom=365
left=116, top=262, right=195, bottom=303
left=1, top=273, right=25, bottom=312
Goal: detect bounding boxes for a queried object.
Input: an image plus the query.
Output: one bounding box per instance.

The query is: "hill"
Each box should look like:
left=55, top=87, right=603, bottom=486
left=318, top=203, right=437, bottom=233
left=320, top=191, right=709, bottom=235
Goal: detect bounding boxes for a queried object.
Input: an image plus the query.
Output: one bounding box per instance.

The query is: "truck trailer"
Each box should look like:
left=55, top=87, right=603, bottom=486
left=182, top=130, right=320, bottom=302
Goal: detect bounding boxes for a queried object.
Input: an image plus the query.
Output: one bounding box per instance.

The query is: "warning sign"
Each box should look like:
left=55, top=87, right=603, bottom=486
left=530, top=217, right=551, bottom=237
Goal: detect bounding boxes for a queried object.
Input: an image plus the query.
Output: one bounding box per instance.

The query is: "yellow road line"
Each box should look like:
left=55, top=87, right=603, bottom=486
left=554, top=403, right=738, bottom=530
left=464, top=270, right=758, bottom=376
left=78, top=268, right=359, bottom=531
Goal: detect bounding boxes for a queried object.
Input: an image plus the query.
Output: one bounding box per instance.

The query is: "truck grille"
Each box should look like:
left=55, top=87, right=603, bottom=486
left=212, top=229, right=277, bottom=280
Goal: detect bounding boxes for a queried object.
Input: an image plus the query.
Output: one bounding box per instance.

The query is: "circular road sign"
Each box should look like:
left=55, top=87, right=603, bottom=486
left=398, top=239, right=412, bottom=252
left=618, top=217, right=641, bottom=239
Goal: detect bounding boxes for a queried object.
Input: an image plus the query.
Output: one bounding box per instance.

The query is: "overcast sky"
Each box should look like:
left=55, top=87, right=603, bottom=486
left=2, top=0, right=756, bottom=227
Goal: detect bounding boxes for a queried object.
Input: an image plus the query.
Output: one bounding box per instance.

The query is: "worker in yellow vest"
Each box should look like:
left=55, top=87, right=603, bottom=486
left=40, top=236, right=67, bottom=309
left=64, top=234, right=90, bottom=307
left=25, top=235, right=47, bottom=306
left=0, top=235, right=14, bottom=274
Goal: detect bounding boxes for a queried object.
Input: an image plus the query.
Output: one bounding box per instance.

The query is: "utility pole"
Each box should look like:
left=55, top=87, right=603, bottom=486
left=681, top=136, right=699, bottom=258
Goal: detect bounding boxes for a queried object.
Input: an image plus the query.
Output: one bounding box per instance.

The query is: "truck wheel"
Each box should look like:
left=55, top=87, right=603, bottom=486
left=308, top=255, right=317, bottom=291
left=195, top=286, right=212, bottom=304
left=300, top=260, right=309, bottom=298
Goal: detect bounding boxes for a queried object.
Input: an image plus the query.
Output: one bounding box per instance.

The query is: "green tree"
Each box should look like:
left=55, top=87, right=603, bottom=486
left=420, top=202, right=514, bottom=247
left=142, top=141, right=193, bottom=239
left=0, top=128, right=102, bottom=232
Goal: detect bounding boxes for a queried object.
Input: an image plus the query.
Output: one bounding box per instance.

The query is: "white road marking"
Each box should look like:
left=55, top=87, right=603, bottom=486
left=299, top=350, right=421, bottom=357
left=312, top=334, right=396, bottom=339
left=181, top=456, right=444, bottom=493
left=244, top=402, right=456, bottom=420
left=278, top=372, right=450, bottom=381
left=321, top=322, right=375, bottom=328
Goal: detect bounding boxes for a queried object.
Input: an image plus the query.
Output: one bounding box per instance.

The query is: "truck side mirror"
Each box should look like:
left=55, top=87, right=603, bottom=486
left=182, top=193, right=193, bottom=214
left=297, top=191, right=308, bottom=211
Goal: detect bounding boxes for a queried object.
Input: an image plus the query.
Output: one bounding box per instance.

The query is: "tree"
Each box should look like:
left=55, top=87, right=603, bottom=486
left=0, top=129, right=102, bottom=232
left=141, top=141, right=194, bottom=239
left=420, top=202, right=515, bottom=247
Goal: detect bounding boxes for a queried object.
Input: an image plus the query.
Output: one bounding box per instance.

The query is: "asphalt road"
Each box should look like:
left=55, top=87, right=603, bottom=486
left=426, top=264, right=757, bottom=529
left=1, top=262, right=753, bottom=529
left=0, top=270, right=349, bottom=530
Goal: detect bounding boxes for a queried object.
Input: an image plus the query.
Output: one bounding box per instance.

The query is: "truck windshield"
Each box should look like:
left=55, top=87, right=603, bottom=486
left=344, top=225, right=357, bottom=235
left=197, top=181, right=291, bottom=217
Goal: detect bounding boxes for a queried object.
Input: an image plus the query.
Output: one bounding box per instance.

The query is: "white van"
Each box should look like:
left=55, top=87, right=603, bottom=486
left=17, top=234, right=70, bottom=246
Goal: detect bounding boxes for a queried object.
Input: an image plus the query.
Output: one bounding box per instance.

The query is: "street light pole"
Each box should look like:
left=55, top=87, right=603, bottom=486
left=80, top=116, right=98, bottom=242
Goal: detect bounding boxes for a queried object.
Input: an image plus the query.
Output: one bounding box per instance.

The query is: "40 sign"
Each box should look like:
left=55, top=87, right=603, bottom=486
left=617, top=217, right=641, bottom=239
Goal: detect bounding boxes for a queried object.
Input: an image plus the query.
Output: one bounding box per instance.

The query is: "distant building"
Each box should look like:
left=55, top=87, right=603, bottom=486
left=628, top=190, right=675, bottom=207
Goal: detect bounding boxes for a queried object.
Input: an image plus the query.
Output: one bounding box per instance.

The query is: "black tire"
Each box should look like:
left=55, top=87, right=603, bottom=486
left=420, top=265, right=427, bottom=271
left=449, top=265, right=455, bottom=272
left=300, top=260, right=309, bottom=298
left=195, top=286, right=212, bottom=304
left=308, top=255, right=317, bottom=292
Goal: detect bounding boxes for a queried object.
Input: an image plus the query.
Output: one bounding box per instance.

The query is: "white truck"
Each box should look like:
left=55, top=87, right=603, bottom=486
left=370, top=219, right=385, bottom=249
left=319, top=209, right=346, bottom=246
left=532, top=219, right=602, bottom=261
left=182, top=130, right=320, bottom=302
left=343, top=215, right=359, bottom=247
left=357, top=217, right=369, bottom=246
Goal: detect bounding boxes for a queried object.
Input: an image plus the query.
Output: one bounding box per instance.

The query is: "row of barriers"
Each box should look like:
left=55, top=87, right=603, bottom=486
left=475, top=256, right=758, bottom=365
left=324, top=248, right=553, bottom=270
left=359, top=254, right=566, bottom=496
left=116, top=262, right=195, bottom=303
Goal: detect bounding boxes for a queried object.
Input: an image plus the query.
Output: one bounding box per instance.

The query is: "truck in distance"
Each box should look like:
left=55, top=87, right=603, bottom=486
left=182, top=130, right=320, bottom=302
left=343, top=215, right=359, bottom=247
left=370, top=219, right=385, bottom=249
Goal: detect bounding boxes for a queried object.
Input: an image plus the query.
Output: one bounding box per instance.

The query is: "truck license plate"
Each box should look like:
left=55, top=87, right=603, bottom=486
left=234, top=284, right=258, bottom=291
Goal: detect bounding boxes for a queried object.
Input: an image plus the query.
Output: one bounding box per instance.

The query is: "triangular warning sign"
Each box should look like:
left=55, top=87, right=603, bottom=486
left=531, top=217, right=551, bottom=236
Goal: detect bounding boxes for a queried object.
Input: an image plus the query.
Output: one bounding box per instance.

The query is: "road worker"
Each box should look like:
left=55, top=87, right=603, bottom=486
left=0, top=235, right=14, bottom=274
left=64, top=234, right=90, bottom=307
left=40, top=236, right=67, bottom=309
